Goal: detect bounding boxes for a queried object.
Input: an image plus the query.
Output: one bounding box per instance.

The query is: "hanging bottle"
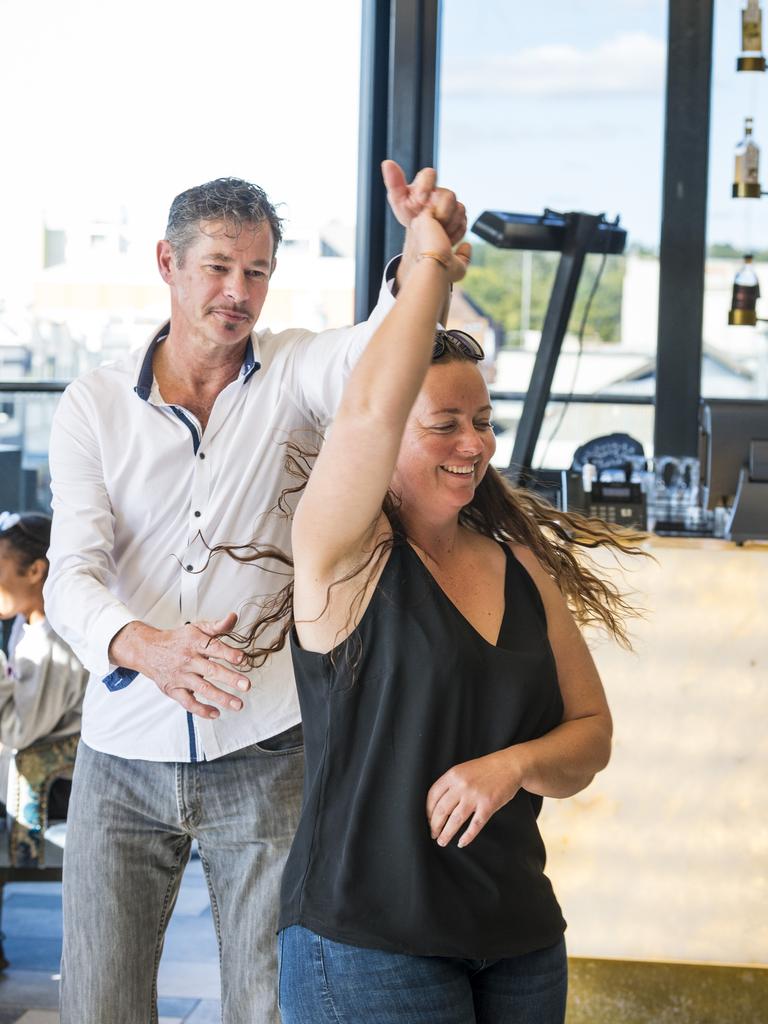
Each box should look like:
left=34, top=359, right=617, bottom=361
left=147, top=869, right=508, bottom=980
left=739, top=1, right=766, bottom=70
left=733, top=117, right=761, bottom=196
left=743, top=0, right=763, bottom=51
left=729, top=255, right=760, bottom=325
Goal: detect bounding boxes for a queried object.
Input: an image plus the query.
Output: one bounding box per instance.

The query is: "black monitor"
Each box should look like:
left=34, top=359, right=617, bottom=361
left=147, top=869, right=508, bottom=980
left=0, top=446, right=22, bottom=512
left=699, top=399, right=768, bottom=509
left=472, top=210, right=626, bottom=253
left=704, top=401, right=768, bottom=509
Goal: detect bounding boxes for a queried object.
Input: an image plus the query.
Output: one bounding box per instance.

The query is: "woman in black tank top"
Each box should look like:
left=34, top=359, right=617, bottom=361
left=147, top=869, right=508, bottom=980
left=236, top=196, right=641, bottom=1023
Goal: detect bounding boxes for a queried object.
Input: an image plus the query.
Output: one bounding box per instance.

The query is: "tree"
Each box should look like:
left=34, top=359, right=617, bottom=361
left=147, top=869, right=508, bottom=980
left=461, top=244, right=625, bottom=346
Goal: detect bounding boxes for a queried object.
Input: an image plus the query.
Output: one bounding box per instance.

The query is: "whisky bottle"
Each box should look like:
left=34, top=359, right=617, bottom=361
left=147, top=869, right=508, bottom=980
left=734, top=117, right=761, bottom=194
left=742, top=0, right=763, bottom=52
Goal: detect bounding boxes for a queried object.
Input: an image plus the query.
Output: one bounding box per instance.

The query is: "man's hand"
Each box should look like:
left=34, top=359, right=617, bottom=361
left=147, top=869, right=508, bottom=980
left=382, top=159, right=466, bottom=244
left=382, top=160, right=467, bottom=300
left=425, top=748, right=522, bottom=849
left=108, top=613, right=251, bottom=719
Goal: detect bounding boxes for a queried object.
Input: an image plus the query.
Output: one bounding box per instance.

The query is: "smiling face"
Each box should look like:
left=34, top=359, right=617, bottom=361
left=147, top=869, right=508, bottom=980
left=157, top=218, right=275, bottom=350
left=391, top=359, right=496, bottom=519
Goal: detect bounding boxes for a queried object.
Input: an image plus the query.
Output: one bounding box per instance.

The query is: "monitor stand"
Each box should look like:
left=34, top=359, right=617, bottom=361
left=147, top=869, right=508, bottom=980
left=726, top=467, right=768, bottom=543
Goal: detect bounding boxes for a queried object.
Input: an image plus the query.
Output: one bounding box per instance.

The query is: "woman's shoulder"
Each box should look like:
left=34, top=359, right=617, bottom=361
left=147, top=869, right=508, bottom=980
left=506, top=542, right=542, bottom=578
left=504, top=542, right=563, bottom=607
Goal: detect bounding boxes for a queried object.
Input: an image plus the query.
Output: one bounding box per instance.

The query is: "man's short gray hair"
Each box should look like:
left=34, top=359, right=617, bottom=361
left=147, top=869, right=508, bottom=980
left=165, top=177, right=283, bottom=265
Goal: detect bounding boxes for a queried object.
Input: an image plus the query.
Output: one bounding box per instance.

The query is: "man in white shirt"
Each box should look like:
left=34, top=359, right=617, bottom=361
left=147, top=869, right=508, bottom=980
left=45, top=162, right=466, bottom=1023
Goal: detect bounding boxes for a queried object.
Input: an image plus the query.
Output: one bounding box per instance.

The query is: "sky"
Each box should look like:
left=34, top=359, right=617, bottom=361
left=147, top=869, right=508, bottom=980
left=439, top=0, right=768, bottom=252
left=0, top=0, right=363, bottom=291
left=0, top=0, right=762, bottom=286
left=438, top=0, right=667, bottom=248
left=0, top=0, right=362, bottom=226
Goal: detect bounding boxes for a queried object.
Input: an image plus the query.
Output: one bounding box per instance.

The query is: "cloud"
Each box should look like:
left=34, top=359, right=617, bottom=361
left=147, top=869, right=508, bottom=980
left=442, top=32, right=666, bottom=99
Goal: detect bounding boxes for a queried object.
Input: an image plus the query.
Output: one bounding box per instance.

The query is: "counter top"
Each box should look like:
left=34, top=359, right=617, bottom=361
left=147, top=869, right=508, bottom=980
left=539, top=539, right=768, bottom=965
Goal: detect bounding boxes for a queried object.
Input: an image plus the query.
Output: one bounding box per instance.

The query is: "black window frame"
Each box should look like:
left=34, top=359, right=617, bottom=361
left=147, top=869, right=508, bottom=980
left=354, top=0, right=764, bottom=466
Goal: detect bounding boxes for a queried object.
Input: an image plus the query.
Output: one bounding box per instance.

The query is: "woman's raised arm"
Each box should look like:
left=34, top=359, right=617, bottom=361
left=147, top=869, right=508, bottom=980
left=291, top=209, right=470, bottom=583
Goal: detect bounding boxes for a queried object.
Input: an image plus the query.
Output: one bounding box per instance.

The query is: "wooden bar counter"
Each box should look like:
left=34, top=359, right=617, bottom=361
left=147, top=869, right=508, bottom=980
left=541, top=536, right=768, bottom=964
left=536, top=537, right=768, bottom=1019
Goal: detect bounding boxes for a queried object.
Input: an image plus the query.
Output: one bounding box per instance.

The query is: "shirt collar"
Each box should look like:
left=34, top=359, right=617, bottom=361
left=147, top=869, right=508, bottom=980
left=241, top=335, right=260, bottom=382
left=133, top=322, right=262, bottom=402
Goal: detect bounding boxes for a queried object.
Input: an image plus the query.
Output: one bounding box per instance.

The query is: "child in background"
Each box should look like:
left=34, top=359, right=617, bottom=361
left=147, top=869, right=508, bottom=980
left=0, top=512, right=87, bottom=783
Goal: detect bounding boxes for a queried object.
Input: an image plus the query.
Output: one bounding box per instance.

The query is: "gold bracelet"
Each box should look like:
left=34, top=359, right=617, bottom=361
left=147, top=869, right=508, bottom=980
left=417, top=250, right=450, bottom=270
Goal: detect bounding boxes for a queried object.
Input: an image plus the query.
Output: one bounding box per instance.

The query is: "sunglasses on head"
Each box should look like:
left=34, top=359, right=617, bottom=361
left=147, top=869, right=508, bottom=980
left=432, top=329, right=485, bottom=362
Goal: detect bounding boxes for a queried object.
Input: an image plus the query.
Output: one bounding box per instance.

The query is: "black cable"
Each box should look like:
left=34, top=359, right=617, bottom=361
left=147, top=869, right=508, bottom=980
left=535, top=216, right=618, bottom=469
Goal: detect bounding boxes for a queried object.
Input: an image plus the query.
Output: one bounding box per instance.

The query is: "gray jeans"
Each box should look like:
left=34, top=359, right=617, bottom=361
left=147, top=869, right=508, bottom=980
left=60, top=726, right=304, bottom=1024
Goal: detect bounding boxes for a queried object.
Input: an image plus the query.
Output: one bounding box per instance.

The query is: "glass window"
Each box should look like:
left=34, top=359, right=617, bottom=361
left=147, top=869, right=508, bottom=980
left=0, top=0, right=362, bottom=383
left=0, top=389, right=61, bottom=512
left=705, top=0, right=768, bottom=399
left=491, top=398, right=654, bottom=472
left=438, top=0, right=667, bottom=469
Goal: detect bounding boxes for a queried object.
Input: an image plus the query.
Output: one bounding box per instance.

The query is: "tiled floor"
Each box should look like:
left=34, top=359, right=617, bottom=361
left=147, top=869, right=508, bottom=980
left=0, top=852, right=222, bottom=1023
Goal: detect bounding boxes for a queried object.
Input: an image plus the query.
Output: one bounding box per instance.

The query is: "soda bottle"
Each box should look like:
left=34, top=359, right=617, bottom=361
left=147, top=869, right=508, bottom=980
left=731, top=255, right=760, bottom=311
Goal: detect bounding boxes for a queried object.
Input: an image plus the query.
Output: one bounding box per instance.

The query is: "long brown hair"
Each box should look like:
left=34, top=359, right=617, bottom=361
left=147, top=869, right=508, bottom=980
left=217, top=347, right=648, bottom=664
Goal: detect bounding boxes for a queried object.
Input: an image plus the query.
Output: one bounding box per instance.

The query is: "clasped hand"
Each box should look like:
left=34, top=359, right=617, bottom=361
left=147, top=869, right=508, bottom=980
left=382, top=159, right=470, bottom=283
left=426, top=748, right=522, bottom=849
left=118, top=612, right=250, bottom=719
left=382, top=159, right=467, bottom=244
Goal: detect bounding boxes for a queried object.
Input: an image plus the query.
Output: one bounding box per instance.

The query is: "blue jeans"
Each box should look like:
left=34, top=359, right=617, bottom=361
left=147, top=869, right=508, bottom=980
left=60, top=728, right=304, bottom=1024
left=278, top=925, right=567, bottom=1024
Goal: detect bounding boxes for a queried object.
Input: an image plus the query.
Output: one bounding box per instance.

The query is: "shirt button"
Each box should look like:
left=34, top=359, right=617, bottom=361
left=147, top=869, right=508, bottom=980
left=186, top=564, right=194, bottom=572
left=194, top=511, right=201, bottom=518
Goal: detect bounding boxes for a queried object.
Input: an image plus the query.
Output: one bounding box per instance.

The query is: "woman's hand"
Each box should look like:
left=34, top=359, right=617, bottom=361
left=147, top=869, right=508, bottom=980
left=410, top=207, right=472, bottom=284
left=426, top=748, right=523, bottom=849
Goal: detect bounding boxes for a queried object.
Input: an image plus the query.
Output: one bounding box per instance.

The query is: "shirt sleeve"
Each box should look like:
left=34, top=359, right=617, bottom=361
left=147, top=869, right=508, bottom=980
left=288, top=257, right=399, bottom=426
left=44, top=382, right=137, bottom=679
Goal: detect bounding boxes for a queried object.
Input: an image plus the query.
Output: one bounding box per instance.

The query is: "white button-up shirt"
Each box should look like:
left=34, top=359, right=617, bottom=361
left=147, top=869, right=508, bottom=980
left=45, top=280, right=395, bottom=762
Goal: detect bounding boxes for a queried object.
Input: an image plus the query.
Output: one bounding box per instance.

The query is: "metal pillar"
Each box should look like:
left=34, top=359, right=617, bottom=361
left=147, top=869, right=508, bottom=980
left=509, top=213, right=602, bottom=480
left=355, top=0, right=440, bottom=320
left=654, top=0, right=715, bottom=457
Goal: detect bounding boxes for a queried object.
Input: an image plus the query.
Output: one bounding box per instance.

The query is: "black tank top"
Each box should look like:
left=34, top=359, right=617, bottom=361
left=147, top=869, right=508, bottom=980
left=280, top=540, right=566, bottom=958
